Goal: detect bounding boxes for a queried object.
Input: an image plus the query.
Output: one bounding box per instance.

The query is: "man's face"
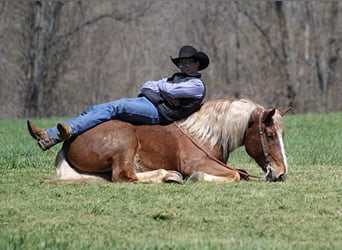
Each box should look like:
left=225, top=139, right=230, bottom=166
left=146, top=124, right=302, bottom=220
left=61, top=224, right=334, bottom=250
left=177, top=59, right=200, bottom=74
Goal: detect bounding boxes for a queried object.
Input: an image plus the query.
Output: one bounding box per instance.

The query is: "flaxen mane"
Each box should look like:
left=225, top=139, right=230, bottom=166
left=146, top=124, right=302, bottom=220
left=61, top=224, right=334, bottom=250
left=178, top=99, right=261, bottom=160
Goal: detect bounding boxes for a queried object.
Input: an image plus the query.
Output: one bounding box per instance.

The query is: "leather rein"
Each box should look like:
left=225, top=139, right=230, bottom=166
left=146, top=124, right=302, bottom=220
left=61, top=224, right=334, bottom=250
left=174, top=110, right=270, bottom=180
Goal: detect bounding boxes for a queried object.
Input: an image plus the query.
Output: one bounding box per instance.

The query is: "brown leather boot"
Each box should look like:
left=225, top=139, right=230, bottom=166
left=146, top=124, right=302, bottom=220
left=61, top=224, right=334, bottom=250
left=27, top=120, right=54, bottom=151
left=57, top=123, right=72, bottom=141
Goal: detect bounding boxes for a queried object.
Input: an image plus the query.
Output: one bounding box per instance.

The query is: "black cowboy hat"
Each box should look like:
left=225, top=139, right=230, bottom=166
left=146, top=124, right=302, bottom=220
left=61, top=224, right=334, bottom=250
left=171, top=45, right=209, bottom=71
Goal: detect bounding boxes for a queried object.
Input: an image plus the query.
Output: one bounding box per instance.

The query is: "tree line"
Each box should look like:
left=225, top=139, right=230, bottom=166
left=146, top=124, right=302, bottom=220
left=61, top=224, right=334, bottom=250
left=0, top=1, right=341, bottom=119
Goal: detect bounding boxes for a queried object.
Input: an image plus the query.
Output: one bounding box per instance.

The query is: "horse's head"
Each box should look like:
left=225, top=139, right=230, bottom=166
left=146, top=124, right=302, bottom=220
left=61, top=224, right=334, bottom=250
left=244, top=107, right=291, bottom=182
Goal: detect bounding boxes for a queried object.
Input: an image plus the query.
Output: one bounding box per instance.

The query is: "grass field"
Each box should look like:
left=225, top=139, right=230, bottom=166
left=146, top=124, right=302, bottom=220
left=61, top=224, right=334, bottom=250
left=0, top=113, right=341, bottom=249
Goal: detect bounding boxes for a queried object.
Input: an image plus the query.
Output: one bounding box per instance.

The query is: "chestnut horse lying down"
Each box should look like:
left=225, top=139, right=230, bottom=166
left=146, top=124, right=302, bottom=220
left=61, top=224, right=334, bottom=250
left=50, top=98, right=291, bottom=184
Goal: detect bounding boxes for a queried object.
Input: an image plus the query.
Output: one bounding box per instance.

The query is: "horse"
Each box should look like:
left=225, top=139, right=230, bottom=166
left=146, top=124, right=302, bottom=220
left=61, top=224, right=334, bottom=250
left=50, top=98, right=291, bottom=184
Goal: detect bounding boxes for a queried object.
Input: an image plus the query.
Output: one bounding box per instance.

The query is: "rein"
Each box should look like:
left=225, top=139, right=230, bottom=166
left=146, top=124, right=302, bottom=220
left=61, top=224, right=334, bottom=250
left=174, top=122, right=262, bottom=180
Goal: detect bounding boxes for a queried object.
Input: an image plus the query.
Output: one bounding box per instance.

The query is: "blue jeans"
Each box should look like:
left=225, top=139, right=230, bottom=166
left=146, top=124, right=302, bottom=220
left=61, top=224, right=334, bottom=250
left=46, top=97, right=160, bottom=143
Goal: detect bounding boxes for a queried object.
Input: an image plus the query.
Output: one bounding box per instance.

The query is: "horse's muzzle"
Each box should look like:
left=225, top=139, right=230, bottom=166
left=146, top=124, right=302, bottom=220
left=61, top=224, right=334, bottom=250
left=261, top=166, right=286, bottom=182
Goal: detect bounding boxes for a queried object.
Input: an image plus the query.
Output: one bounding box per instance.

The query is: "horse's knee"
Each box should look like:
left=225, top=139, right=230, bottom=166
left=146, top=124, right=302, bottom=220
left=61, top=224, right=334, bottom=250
left=231, top=171, right=241, bottom=182
left=111, top=169, right=138, bottom=182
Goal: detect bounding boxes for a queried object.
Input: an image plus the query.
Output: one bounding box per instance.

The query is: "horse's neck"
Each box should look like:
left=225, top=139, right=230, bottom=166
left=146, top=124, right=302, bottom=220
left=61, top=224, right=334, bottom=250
left=179, top=98, right=257, bottom=162
left=176, top=123, right=227, bottom=163
left=205, top=141, right=227, bottom=163
left=178, top=122, right=246, bottom=163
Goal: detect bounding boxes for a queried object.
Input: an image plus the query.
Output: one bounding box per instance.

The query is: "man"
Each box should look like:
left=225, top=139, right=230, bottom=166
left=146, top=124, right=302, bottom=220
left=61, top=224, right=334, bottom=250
left=27, top=45, right=209, bottom=151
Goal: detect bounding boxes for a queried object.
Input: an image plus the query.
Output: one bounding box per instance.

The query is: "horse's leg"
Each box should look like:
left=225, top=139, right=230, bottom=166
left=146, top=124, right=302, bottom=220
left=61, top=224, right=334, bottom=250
left=135, top=170, right=183, bottom=184
left=186, top=161, right=241, bottom=182
left=47, top=150, right=110, bottom=184
left=188, top=171, right=239, bottom=182
left=109, top=142, right=141, bottom=182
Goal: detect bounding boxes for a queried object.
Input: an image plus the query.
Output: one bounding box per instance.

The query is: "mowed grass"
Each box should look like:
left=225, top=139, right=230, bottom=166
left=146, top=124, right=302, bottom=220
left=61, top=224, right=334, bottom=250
left=0, top=113, right=341, bottom=249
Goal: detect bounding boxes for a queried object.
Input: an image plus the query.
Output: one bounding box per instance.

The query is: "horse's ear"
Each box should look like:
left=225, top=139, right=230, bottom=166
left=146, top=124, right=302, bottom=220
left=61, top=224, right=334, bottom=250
left=279, top=107, right=292, bottom=116
left=263, top=108, right=276, bottom=124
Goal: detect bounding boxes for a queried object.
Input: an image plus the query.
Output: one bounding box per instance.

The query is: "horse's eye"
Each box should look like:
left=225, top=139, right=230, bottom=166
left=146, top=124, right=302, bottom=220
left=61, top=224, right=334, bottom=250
left=266, top=133, right=274, bottom=140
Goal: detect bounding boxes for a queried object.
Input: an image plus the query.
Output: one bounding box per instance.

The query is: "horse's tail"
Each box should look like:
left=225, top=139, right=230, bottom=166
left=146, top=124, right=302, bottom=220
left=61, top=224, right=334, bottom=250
left=44, top=150, right=110, bottom=184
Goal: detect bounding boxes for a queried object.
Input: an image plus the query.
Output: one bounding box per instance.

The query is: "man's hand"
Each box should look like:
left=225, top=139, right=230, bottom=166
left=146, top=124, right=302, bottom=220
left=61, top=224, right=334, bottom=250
left=160, top=92, right=180, bottom=107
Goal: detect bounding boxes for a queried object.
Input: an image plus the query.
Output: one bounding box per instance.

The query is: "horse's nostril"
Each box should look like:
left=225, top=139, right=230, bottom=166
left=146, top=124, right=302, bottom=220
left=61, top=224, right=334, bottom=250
left=278, top=174, right=286, bottom=182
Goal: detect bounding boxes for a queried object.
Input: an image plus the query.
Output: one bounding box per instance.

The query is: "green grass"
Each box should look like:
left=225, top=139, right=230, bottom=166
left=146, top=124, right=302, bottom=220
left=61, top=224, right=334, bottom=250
left=0, top=113, right=341, bottom=249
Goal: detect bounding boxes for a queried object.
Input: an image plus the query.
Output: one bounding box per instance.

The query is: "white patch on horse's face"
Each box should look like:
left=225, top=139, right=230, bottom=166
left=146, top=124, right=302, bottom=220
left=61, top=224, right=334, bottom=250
left=277, top=129, right=288, bottom=175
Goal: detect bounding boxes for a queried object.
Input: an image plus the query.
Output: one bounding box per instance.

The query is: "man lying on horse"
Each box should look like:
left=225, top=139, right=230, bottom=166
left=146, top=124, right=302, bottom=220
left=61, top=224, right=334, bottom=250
left=27, top=45, right=210, bottom=150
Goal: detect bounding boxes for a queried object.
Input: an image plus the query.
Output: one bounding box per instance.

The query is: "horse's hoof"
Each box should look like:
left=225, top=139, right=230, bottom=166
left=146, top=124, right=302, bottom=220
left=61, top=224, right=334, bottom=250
left=188, top=171, right=204, bottom=182
left=165, top=171, right=183, bottom=184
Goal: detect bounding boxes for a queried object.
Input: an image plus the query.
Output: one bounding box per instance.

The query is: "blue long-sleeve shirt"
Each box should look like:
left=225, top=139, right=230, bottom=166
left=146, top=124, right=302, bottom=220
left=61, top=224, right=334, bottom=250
left=141, top=76, right=205, bottom=99
left=139, top=72, right=206, bottom=124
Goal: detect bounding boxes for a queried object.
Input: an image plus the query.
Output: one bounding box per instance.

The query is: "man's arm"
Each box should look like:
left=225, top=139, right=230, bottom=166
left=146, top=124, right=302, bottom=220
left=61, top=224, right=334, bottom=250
left=157, top=78, right=205, bottom=99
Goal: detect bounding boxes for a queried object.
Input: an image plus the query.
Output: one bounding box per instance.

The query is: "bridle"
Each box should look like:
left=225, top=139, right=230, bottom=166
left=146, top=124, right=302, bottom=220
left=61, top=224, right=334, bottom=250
left=174, top=110, right=272, bottom=180
left=258, top=110, right=271, bottom=170
left=257, top=110, right=274, bottom=180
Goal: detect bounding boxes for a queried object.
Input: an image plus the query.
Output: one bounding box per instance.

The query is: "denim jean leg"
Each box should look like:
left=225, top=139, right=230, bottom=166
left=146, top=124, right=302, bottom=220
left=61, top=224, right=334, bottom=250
left=116, top=97, right=160, bottom=124
left=46, top=126, right=62, bottom=144
left=64, top=101, right=119, bottom=135
left=60, top=97, right=160, bottom=136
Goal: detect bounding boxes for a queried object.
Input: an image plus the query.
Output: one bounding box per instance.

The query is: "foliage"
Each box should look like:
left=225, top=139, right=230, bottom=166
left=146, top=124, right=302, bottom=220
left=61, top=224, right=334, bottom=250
left=1, top=1, right=342, bottom=118
left=0, top=113, right=341, bottom=249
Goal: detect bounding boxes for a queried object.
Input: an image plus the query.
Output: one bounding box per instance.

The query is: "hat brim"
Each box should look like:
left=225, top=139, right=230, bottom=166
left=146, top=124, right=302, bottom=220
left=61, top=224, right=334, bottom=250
left=171, top=51, right=209, bottom=71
